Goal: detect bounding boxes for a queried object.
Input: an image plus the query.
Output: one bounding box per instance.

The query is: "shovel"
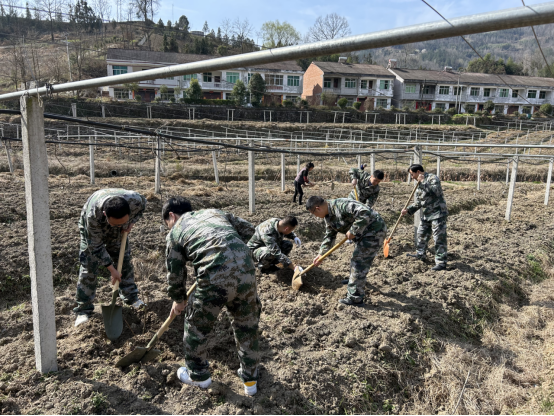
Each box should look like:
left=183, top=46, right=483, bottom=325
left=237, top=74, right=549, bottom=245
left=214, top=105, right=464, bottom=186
left=383, top=183, right=418, bottom=258
left=115, top=282, right=198, bottom=367
left=292, top=237, right=348, bottom=290
left=101, top=231, right=128, bottom=341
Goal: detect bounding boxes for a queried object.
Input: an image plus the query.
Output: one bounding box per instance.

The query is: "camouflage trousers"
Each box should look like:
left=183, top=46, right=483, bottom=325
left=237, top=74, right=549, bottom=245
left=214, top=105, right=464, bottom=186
left=251, top=240, right=293, bottom=268
left=73, top=238, right=139, bottom=315
left=184, top=268, right=261, bottom=382
left=347, top=228, right=387, bottom=302
left=416, top=217, right=448, bottom=265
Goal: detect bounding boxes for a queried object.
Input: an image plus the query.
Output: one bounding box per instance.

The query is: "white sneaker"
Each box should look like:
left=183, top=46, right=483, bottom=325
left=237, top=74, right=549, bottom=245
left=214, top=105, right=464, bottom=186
left=177, top=367, right=212, bottom=388
left=74, top=314, right=89, bottom=327
left=131, top=299, right=146, bottom=309
left=244, top=380, right=257, bottom=396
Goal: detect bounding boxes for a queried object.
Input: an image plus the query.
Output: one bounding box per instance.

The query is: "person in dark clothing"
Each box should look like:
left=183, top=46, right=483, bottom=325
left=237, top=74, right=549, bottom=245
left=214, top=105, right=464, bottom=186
left=293, top=162, right=315, bottom=205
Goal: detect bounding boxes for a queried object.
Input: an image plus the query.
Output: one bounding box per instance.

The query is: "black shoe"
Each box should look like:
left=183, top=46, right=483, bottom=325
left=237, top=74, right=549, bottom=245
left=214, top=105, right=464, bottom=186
left=341, top=279, right=349, bottom=285
left=406, top=253, right=426, bottom=261
left=338, top=297, right=364, bottom=306
left=432, top=264, right=446, bottom=271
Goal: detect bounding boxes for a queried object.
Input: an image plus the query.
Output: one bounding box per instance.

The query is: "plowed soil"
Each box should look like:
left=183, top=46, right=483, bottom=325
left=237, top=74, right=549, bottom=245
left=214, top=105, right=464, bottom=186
left=0, top=171, right=553, bottom=415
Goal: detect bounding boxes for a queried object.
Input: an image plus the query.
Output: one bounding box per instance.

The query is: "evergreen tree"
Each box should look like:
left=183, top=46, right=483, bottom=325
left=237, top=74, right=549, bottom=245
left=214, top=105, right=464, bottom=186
left=25, top=2, right=31, bottom=19
left=186, top=78, right=203, bottom=99
left=248, top=73, right=266, bottom=106
left=202, top=20, right=209, bottom=34
left=231, top=79, right=247, bottom=105
left=167, top=20, right=172, bottom=28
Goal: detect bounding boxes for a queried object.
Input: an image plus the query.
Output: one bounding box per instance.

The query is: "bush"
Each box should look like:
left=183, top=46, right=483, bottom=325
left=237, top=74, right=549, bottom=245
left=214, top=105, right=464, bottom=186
left=433, top=107, right=444, bottom=113
left=353, top=101, right=362, bottom=110
left=300, top=99, right=309, bottom=108
left=512, top=111, right=520, bottom=117
left=416, top=107, right=427, bottom=113
left=337, top=98, right=348, bottom=109
left=540, top=103, right=553, bottom=116
left=283, top=99, right=294, bottom=108
left=402, top=105, right=412, bottom=112
left=169, top=96, right=175, bottom=103
left=389, top=105, right=398, bottom=112
left=447, top=107, right=457, bottom=115
left=483, top=100, right=495, bottom=114
left=134, top=95, right=142, bottom=102
left=154, top=97, right=162, bottom=103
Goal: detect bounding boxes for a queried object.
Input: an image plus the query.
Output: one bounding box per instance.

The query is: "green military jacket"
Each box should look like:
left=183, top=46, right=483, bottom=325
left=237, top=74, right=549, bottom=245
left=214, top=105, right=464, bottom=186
left=320, top=198, right=386, bottom=255
left=247, top=218, right=297, bottom=267
left=407, top=172, right=448, bottom=221
left=78, top=189, right=146, bottom=268
left=165, top=209, right=255, bottom=303
left=348, top=167, right=380, bottom=207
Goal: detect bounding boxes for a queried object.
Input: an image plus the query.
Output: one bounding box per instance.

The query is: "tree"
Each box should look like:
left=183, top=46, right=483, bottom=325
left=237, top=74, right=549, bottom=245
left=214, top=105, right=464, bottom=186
left=166, top=19, right=171, bottom=28
left=122, top=82, right=138, bottom=99
left=540, top=103, right=553, bottom=115
left=483, top=100, right=494, bottom=114
left=157, top=18, right=164, bottom=28
left=231, top=17, right=254, bottom=52
left=306, top=13, right=350, bottom=42
left=91, top=0, right=111, bottom=28
left=248, top=73, right=265, bottom=106
left=337, top=97, right=347, bottom=109
left=177, top=15, right=189, bottom=31
left=231, top=79, right=247, bottom=105
left=186, top=78, right=203, bottom=99
left=133, top=0, right=159, bottom=23
left=260, top=20, right=301, bottom=48
left=25, top=2, right=32, bottom=19
left=72, top=0, right=101, bottom=32
left=202, top=20, right=209, bottom=34
left=34, top=0, right=62, bottom=41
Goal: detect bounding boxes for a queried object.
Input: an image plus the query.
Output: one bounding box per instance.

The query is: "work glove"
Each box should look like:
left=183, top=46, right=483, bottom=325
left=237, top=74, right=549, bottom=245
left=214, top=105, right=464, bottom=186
left=294, top=237, right=302, bottom=247
left=346, top=239, right=354, bottom=244
left=294, top=265, right=304, bottom=274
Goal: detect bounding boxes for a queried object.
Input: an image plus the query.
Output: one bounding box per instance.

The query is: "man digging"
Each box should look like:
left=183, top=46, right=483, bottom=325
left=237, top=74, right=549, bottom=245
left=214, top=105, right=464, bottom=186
left=306, top=196, right=387, bottom=306
left=163, top=197, right=261, bottom=396
left=74, top=189, right=147, bottom=327
left=402, top=164, right=448, bottom=271
left=247, top=216, right=301, bottom=274
left=349, top=167, right=384, bottom=208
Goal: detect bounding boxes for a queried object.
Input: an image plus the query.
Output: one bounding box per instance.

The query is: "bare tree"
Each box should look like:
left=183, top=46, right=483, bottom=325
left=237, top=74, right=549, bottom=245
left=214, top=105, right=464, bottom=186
left=91, top=0, right=111, bottom=24
left=220, top=18, right=232, bottom=39
left=231, top=17, right=253, bottom=52
left=306, top=13, right=350, bottom=42
left=34, top=0, right=62, bottom=41
left=132, top=0, right=158, bottom=22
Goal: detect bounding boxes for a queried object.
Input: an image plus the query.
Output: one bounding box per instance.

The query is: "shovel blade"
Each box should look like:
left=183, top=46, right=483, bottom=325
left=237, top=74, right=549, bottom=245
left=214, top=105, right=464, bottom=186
left=115, top=347, right=148, bottom=367
left=101, top=304, right=123, bottom=341
left=140, top=349, right=162, bottom=364
left=383, top=240, right=390, bottom=258
left=291, top=270, right=303, bottom=291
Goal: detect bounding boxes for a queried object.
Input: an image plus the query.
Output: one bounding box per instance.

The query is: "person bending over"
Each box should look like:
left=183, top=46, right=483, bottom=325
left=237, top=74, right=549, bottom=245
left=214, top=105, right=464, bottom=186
left=293, top=162, right=315, bottom=205
left=349, top=168, right=384, bottom=207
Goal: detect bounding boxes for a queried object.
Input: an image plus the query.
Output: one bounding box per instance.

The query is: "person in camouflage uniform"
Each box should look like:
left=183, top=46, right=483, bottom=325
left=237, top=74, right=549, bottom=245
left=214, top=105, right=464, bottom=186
left=306, top=196, right=387, bottom=306
left=348, top=168, right=384, bottom=207
left=247, top=216, right=301, bottom=273
left=74, top=189, right=147, bottom=325
left=402, top=164, right=448, bottom=271
left=163, top=196, right=261, bottom=396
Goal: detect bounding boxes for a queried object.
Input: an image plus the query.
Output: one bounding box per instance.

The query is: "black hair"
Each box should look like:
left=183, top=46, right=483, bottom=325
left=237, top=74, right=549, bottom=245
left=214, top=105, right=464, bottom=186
left=408, top=164, right=424, bottom=173
left=162, top=196, right=193, bottom=221
left=281, top=216, right=298, bottom=228
left=305, top=162, right=315, bottom=169
left=373, top=170, right=385, bottom=180
left=306, top=195, right=325, bottom=212
left=104, top=196, right=130, bottom=219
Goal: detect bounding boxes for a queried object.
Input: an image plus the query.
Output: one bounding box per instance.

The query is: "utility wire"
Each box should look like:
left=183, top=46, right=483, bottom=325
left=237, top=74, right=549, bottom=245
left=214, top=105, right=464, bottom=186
left=521, top=0, right=554, bottom=78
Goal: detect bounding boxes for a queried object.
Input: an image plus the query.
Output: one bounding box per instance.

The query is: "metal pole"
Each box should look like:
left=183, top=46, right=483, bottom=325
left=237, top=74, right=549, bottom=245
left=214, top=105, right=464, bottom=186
left=90, top=131, right=95, bottom=184
left=357, top=154, right=361, bottom=167
left=20, top=96, right=57, bottom=374
left=297, top=154, right=300, bottom=173
left=155, top=137, right=161, bottom=193
left=281, top=153, right=286, bottom=192
left=101, top=104, right=105, bottom=118
left=249, top=146, right=255, bottom=214
left=413, top=145, right=422, bottom=244
left=476, top=158, right=480, bottom=191
left=370, top=153, right=375, bottom=173
left=545, top=158, right=553, bottom=206
left=505, top=156, right=518, bottom=221
left=212, top=151, right=219, bottom=184
left=436, top=156, right=441, bottom=178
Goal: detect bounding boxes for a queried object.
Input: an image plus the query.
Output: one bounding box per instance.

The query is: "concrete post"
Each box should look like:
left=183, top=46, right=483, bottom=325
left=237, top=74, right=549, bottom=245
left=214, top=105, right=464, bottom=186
left=20, top=96, right=58, bottom=374
left=412, top=146, right=422, bottom=244
left=212, top=151, right=219, bottom=184
left=370, top=153, right=375, bottom=173
left=436, top=156, right=441, bottom=178
left=545, top=158, right=553, bottom=206
left=281, top=153, right=286, bottom=192
left=476, top=158, right=481, bottom=191
left=71, top=102, right=77, bottom=118
left=101, top=104, right=105, bottom=118
left=4, top=140, right=13, bottom=173
left=407, top=156, right=413, bottom=183
left=505, top=156, right=518, bottom=221
left=357, top=154, right=361, bottom=168
left=505, top=160, right=510, bottom=185
left=248, top=147, right=255, bottom=214
left=155, top=137, right=161, bottom=193
left=90, top=131, right=95, bottom=184
left=297, top=154, right=300, bottom=173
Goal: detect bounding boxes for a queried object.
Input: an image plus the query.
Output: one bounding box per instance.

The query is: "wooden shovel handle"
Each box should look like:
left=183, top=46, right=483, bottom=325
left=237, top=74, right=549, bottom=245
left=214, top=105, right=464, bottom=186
left=354, top=186, right=359, bottom=201
left=300, top=237, right=349, bottom=277
left=155, top=282, right=198, bottom=340
left=113, top=231, right=128, bottom=292
left=386, top=184, right=418, bottom=242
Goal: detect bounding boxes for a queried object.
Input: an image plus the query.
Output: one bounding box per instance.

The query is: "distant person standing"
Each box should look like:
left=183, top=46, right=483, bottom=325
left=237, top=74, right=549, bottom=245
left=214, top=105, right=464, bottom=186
left=349, top=168, right=384, bottom=208
left=401, top=164, right=448, bottom=271
left=293, top=162, right=315, bottom=206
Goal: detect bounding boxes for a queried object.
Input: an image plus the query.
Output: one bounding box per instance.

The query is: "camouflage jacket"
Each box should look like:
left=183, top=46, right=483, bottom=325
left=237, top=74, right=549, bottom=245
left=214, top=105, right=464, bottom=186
left=320, top=198, right=386, bottom=254
left=247, top=218, right=297, bottom=267
left=165, top=209, right=256, bottom=302
left=78, top=189, right=146, bottom=267
left=348, top=167, right=380, bottom=207
left=407, top=172, right=448, bottom=221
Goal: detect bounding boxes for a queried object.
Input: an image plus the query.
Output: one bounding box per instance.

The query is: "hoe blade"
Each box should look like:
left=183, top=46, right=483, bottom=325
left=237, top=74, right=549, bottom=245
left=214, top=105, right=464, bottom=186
left=115, top=347, right=148, bottom=367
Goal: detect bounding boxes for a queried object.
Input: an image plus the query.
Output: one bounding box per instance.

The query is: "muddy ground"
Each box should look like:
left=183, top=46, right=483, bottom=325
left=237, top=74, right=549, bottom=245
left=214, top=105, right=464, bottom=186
left=0, top=171, right=553, bottom=414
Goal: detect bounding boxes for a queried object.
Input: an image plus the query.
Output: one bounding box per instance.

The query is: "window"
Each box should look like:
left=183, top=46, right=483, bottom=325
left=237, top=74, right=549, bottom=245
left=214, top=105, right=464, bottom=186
left=360, top=80, right=368, bottom=89
left=522, top=106, right=532, bottom=114
left=499, top=88, right=509, bottom=98
left=113, top=65, right=128, bottom=76
left=203, top=73, right=212, bottom=82
left=422, top=85, right=432, bottom=94
left=512, top=90, right=519, bottom=98
left=379, top=80, right=390, bottom=90
left=323, top=78, right=331, bottom=88
left=247, top=73, right=253, bottom=84
left=405, top=84, right=416, bottom=93
left=183, top=74, right=198, bottom=81
left=453, top=87, right=462, bottom=96
left=435, top=103, right=446, bottom=110
left=266, top=74, right=283, bottom=86
left=439, top=85, right=450, bottom=95
left=528, top=90, right=537, bottom=98
left=470, top=87, right=480, bottom=96
left=483, top=88, right=491, bottom=97
left=345, top=78, right=356, bottom=88
left=494, top=105, right=504, bottom=114
left=287, top=76, right=300, bottom=87
left=226, top=72, right=239, bottom=84
left=376, top=98, right=388, bottom=108
left=114, top=89, right=128, bottom=99
left=540, top=91, right=547, bottom=99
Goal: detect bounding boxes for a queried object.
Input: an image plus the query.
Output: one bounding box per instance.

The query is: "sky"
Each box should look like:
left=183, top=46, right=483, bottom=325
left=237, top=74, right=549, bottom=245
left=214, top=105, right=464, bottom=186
left=156, top=0, right=550, bottom=44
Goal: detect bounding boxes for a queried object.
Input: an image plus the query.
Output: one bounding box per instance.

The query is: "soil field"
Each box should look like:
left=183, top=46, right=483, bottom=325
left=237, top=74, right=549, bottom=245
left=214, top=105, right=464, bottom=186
left=0, top=171, right=553, bottom=414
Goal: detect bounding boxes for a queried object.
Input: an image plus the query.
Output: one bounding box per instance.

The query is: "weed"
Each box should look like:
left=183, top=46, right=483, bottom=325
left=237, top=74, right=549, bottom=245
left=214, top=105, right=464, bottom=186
left=91, top=392, right=109, bottom=411
left=382, top=399, right=394, bottom=413
left=141, top=393, right=152, bottom=402
left=527, top=254, right=547, bottom=283
left=92, top=368, right=105, bottom=380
